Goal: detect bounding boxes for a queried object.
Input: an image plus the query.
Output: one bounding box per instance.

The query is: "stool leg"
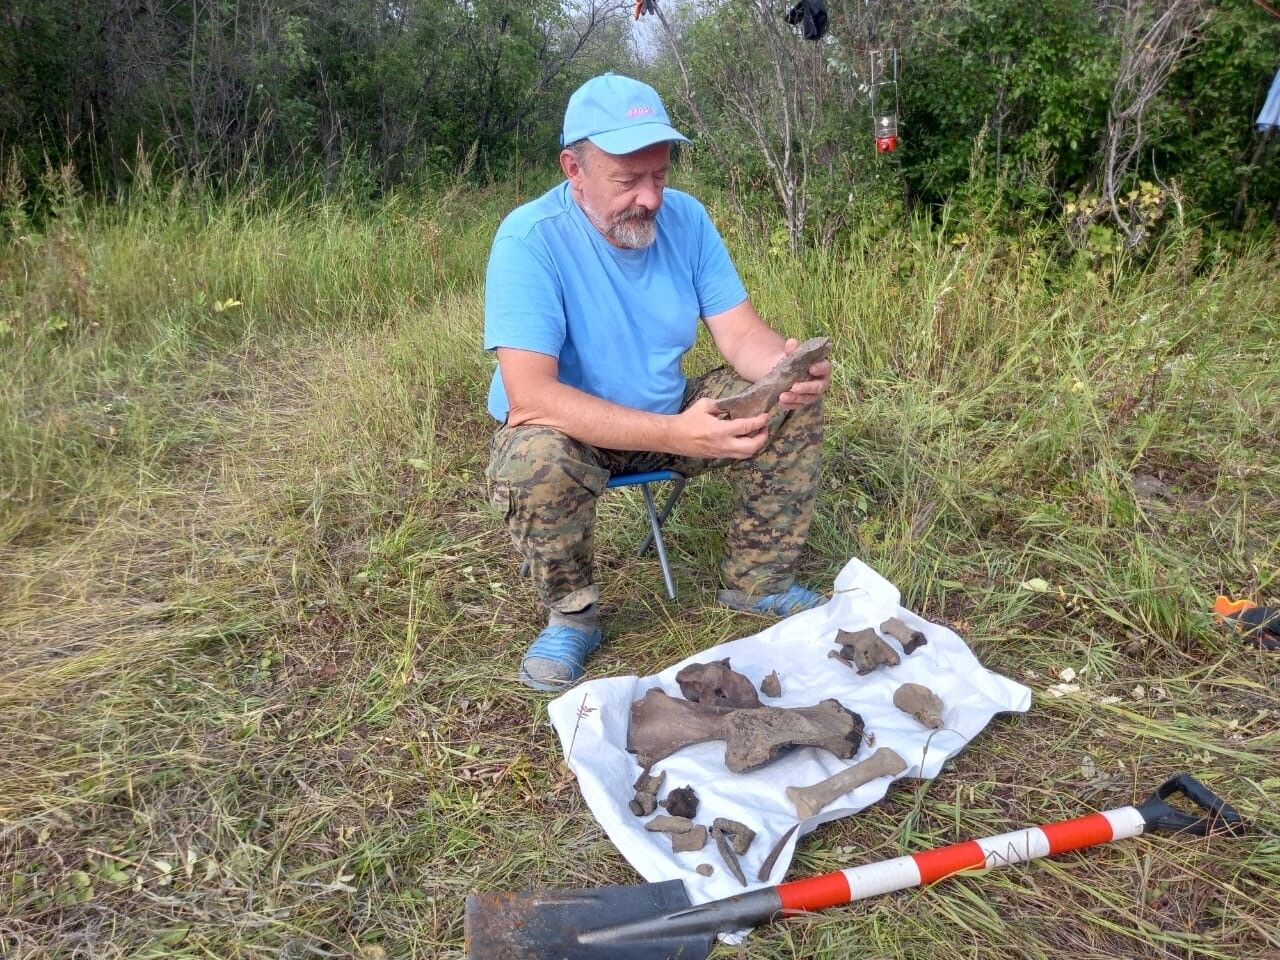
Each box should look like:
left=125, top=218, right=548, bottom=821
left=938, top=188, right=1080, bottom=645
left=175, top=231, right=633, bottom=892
left=640, top=483, right=677, bottom=601
left=638, top=477, right=686, bottom=557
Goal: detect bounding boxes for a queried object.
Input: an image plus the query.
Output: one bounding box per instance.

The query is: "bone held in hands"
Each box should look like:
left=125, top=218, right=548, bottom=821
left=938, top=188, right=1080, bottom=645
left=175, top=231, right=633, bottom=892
left=785, top=747, right=908, bottom=819
left=716, top=336, right=832, bottom=419
left=627, top=688, right=864, bottom=773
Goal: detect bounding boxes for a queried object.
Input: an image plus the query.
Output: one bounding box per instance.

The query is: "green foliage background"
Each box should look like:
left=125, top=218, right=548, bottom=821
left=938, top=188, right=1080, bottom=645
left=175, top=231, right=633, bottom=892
left=897, top=0, right=1280, bottom=227
left=1, top=1, right=1278, bottom=233
left=0, top=0, right=595, bottom=189
left=900, top=0, right=1117, bottom=199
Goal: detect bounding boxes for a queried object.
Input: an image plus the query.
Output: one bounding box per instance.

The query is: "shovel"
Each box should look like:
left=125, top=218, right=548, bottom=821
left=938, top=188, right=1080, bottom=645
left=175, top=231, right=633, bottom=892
left=464, top=774, right=1244, bottom=960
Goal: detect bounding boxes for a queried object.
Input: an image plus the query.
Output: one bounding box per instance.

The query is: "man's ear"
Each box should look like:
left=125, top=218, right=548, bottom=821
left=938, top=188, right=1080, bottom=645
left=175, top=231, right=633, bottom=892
left=559, top=148, right=581, bottom=184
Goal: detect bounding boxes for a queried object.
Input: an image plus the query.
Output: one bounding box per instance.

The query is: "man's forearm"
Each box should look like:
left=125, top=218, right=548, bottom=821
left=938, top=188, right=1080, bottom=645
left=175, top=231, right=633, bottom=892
left=724, top=326, right=788, bottom=383
left=704, top=300, right=788, bottom=383
left=506, top=380, right=676, bottom=453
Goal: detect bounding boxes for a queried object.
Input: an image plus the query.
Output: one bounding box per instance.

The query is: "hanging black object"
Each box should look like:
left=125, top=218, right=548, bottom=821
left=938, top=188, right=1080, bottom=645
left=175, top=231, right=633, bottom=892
left=785, top=0, right=828, bottom=40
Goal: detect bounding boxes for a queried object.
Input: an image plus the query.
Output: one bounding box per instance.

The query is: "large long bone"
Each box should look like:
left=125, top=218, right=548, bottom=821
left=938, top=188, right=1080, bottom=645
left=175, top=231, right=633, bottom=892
left=716, top=337, right=832, bottom=419
left=627, top=688, right=864, bottom=774
left=785, top=747, right=907, bottom=819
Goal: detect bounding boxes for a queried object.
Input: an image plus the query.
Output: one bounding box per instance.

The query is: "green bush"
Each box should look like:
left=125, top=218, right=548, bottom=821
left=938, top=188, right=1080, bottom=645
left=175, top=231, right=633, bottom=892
left=899, top=0, right=1280, bottom=231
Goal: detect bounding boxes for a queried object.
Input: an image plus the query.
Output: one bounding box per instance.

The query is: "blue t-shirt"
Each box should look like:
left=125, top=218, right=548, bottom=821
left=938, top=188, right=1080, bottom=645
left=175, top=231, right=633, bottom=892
left=484, top=182, right=748, bottom=421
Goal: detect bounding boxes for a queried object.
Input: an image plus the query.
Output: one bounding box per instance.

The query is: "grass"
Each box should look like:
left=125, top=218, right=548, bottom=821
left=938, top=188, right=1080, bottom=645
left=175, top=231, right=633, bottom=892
left=1, top=166, right=1278, bottom=959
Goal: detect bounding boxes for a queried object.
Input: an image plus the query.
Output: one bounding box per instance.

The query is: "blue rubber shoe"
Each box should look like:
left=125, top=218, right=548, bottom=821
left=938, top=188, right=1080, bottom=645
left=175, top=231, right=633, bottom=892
left=520, top=624, right=603, bottom=691
left=718, top=583, right=827, bottom=617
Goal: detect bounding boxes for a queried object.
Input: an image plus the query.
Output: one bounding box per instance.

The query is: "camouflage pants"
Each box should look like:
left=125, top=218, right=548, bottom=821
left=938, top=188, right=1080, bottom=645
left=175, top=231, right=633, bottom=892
left=486, top=367, right=823, bottom=613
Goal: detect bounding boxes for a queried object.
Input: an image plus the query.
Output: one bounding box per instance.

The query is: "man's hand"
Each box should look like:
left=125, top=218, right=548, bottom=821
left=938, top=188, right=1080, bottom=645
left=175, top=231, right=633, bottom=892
left=776, top=337, right=832, bottom=410
left=671, top=398, right=770, bottom=459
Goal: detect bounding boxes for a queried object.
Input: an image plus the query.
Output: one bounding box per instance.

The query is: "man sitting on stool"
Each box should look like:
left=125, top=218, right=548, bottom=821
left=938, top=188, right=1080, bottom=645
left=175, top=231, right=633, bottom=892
left=484, top=73, right=830, bottom=691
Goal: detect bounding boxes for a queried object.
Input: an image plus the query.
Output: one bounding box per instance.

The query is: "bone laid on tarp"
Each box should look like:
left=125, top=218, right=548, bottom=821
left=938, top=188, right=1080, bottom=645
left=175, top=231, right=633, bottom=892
left=545, top=556, right=1033, bottom=913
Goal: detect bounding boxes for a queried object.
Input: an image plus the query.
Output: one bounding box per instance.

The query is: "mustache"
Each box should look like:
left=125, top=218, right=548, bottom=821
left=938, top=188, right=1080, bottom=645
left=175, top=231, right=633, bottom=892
left=616, top=207, right=655, bottom=223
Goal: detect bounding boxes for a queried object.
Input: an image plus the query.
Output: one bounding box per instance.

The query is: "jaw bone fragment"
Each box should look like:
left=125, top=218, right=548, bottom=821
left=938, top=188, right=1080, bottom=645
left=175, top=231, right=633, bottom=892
left=880, top=617, right=928, bottom=654
left=660, top=785, right=699, bottom=819
left=676, top=658, right=761, bottom=708
left=831, top=627, right=901, bottom=674
left=716, top=336, right=832, bottom=419
left=893, top=683, right=945, bottom=729
left=785, top=747, right=908, bottom=819
left=629, top=768, right=666, bottom=817
left=645, top=815, right=708, bottom=853
left=628, top=688, right=864, bottom=773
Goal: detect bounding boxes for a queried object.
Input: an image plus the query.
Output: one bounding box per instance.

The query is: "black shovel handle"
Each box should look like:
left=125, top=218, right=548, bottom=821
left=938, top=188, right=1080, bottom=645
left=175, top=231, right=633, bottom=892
left=1136, top=774, right=1246, bottom=837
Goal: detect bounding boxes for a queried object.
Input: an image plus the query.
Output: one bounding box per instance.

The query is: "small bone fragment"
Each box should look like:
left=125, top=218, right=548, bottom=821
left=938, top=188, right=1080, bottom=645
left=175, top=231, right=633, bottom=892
left=628, top=688, right=864, bottom=773
left=760, top=671, right=782, bottom=698
left=881, top=617, right=928, bottom=654
left=757, top=823, right=801, bottom=882
left=645, top=816, right=707, bottom=853
left=835, top=627, right=901, bottom=674
left=645, top=815, right=696, bottom=833
left=676, top=659, right=761, bottom=708
left=712, top=826, right=748, bottom=885
left=711, top=818, right=755, bottom=888
left=660, top=785, right=699, bottom=819
left=786, top=747, right=908, bottom=819
left=672, top=826, right=708, bottom=853
left=711, top=818, right=756, bottom=856
left=717, top=337, right=833, bottom=419
left=696, top=863, right=714, bottom=877
left=893, top=683, right=945, bottom=729
left=629, top=768, right=666, bottom=817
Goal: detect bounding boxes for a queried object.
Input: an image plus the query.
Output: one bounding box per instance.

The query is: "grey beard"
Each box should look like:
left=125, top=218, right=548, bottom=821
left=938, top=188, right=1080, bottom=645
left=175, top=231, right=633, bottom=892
left=582, top=200, right=658, bottom=249
left=608, top=212, right=658, bottom=249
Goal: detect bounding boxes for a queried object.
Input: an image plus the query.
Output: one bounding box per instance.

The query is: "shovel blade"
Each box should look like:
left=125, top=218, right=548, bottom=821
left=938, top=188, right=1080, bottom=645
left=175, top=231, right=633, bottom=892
left=464, top=878, right=714, bottom=960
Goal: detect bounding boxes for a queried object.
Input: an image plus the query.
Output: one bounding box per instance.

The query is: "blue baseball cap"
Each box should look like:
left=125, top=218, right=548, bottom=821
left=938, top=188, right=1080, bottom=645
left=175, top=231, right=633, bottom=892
left=561, top=73, right=690, bottom=154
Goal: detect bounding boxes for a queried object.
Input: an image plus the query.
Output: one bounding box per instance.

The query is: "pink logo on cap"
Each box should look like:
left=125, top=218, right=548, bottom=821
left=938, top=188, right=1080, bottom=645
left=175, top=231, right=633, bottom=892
left=627, top=105, right=654, bottom=117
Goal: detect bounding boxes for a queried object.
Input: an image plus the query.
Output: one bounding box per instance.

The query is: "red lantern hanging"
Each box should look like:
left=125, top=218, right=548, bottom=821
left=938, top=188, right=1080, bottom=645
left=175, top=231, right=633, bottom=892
left=870, top=49, right=900, bottom=153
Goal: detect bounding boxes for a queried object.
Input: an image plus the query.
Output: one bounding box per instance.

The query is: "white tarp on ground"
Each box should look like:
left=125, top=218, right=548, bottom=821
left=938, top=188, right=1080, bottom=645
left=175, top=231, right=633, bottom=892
left=547, top=556, right=1032, bottom=907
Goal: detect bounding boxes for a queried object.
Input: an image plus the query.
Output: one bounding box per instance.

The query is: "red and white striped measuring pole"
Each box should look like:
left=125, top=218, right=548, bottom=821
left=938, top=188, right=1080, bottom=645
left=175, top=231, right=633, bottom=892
left=712, top=774, right=1243, bottom=930
left=777, top=806, right=1145, bottom=913
left=664, top=775, right=1240, bottom=941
